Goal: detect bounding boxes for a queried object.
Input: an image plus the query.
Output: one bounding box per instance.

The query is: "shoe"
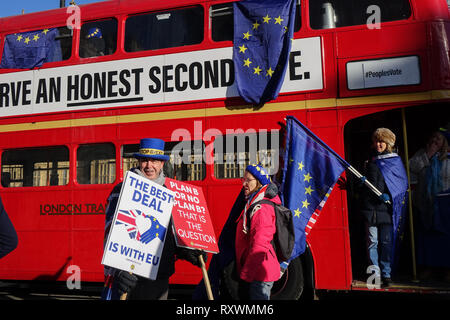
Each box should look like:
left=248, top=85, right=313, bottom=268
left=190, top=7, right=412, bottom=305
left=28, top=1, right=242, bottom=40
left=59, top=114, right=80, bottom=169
left=382, top=277, right=392, bottom=287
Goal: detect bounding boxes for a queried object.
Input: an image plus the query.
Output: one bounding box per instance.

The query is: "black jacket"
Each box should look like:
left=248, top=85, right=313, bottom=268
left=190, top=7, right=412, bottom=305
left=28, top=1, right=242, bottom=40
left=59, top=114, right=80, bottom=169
left=360, top=151, right=392, bottom=225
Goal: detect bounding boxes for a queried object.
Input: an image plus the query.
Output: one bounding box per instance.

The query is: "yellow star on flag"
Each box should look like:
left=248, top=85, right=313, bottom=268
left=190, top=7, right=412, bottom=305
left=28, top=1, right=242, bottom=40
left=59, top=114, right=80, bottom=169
left=42, top=29, right=49, bottom=35
left=263, top=14, right=271, bottom=23
left=16, top=35, right=23, bottom=42
left=33, top=34, right=40, bottom=42
left=253, top=66, right=262, bottom=75
left=302, top=199, right=310, bottom=209
left=274, top=16, right=284, bottom=25
left=298, top=161, right=304, bottom=171
left=243, top=31, right=251, bottom=40
left=252, top=21, right=260, bottom=30
left=24, top=37, right=31, bottom=44
left=294, top=208, right=301, bottom=217
left=266, top=67, right=274, bottom=77
left=303, top=172, right=312, bottom=182
left=238, top=44, right=248, bottom=53
left=305, top=185, right=314, bottom=195
left=243, top=58, right=252, bottom=67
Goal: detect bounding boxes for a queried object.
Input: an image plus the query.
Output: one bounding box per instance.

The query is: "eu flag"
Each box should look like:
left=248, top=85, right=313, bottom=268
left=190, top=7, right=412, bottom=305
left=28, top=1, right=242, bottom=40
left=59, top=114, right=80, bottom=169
left=233, top=0, right=296, bottom=106
left=0, top=28, right=58, bottom=69
left=373, top=153, right=408, bottom=271
left=281, top=116, right=348, bottom=259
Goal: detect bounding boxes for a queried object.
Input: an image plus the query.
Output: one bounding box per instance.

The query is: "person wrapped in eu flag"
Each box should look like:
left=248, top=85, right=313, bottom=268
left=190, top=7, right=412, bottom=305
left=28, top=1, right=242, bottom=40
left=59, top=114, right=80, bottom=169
left=360, top=128, right=408, bottom=286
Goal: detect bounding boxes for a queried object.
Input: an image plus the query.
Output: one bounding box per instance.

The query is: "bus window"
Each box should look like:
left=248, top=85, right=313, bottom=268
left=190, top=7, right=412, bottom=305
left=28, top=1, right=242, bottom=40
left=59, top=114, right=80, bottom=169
left=122, top=141, right=205, bottom=181
left=210, top=1, right=301, bottom=42
left=1, top=146, right=69, bottom=187
left=79, top=19, right=117, bottom=58
left=77, top=143, right=116, bottom=184
left=0, top=27, right=72, bottom=68
left=309, top=0, right=411, bottom=30
left=124, top=6, right=204, bottom=52
left=55, top=27, right=73, bottom=61
left=210, top=3, right=234, bottom=42
left=213, top=131, right=279, bottom=179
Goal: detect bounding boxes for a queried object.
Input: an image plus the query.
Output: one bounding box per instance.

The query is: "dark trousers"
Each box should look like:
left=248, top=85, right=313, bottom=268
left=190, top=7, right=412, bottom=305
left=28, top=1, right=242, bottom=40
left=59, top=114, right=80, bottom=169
left=128, top=277, right=169, bottom=300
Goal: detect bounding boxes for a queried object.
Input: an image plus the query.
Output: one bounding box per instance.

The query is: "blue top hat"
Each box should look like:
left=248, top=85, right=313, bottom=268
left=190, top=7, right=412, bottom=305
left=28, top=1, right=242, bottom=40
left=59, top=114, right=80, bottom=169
left=134, top=138, right=169, bottom=161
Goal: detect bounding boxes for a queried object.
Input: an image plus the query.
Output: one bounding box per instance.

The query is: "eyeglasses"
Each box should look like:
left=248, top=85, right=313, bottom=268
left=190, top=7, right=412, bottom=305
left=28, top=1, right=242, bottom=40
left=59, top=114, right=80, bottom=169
left=240, top=177, right=256, bottom=185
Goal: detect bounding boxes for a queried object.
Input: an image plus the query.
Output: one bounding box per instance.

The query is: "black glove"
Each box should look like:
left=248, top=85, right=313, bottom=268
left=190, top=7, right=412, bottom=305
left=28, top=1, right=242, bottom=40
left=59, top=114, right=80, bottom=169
left=178, top=248, right=207, bottom=267
left=115, top=271, right=138, bottom=296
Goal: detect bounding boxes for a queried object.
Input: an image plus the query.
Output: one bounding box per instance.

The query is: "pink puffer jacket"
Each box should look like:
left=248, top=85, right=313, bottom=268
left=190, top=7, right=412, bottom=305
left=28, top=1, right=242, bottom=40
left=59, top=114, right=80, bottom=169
left=235, top=186, right=281, bottom=283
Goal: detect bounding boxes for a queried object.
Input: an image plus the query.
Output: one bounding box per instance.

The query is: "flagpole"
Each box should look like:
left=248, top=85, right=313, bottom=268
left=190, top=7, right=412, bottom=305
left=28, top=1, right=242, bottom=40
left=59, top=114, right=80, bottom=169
left=346, top=165, right=390, bottom=204
left=286, top=116, right=390, bottom=204
left=286, top=116, right=351, bottom=168
left=401, top=108, right=418, bottom=282
left=199, top=254, right=214, bottom=300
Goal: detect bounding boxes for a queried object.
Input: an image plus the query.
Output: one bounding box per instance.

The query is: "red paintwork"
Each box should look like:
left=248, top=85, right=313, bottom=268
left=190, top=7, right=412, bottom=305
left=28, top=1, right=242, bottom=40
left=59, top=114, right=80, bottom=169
left=0, top=0, right=449, bottom=292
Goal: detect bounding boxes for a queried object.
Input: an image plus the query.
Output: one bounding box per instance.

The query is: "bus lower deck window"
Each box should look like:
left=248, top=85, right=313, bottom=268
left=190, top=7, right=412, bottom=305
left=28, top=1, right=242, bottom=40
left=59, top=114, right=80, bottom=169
left=122, top=141, right=205, bottom=181
left=1, top=146, right=69, bottom=187
left=213, top=132, right=279, bottom=179
left=77, top=143, right=116, bottom=184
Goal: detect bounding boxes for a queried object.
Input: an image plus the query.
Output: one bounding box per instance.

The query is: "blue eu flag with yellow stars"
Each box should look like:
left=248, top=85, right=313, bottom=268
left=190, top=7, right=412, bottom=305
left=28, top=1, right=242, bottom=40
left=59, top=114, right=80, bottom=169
left=0, top=28, right=58, bottom=69
left=281, top=116, right=348, bottom=259
left=233, top=0, right=296, bottom=105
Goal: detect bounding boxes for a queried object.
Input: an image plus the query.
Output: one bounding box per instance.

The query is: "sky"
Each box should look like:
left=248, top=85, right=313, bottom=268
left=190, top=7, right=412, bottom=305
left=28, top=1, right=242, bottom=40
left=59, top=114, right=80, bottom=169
left=0, top=0, right=107, bottom=18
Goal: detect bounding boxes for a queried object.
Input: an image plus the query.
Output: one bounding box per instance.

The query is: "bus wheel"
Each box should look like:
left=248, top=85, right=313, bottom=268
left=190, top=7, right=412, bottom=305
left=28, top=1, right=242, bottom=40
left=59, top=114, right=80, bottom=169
left=270, top=257, right=304, bottom=300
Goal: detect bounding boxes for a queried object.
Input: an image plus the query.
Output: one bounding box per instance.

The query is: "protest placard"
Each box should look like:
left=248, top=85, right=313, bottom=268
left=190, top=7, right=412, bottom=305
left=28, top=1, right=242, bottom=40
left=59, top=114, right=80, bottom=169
left=165, top=178, right=219, bottom=254
left=102, top=171, right=175, bottom=279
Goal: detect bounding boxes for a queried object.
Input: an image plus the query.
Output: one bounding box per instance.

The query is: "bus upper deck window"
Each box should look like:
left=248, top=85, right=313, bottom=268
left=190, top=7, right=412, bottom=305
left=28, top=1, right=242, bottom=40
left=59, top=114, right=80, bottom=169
left=124, top=6, right=204, bottom=52
left=210, top=1, right=301, bottom=43
left=211, top=3, right=234, bottom=42
left=80, top=19, right=117, bottom=58
left=0, top=27, right=72, bottom=69
left=309, top=0, right=411, bottom=30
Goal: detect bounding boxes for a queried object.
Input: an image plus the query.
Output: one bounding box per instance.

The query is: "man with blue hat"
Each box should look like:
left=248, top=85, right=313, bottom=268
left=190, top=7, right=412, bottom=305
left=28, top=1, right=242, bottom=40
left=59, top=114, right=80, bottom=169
left=102, top=138, right=205, bottom=300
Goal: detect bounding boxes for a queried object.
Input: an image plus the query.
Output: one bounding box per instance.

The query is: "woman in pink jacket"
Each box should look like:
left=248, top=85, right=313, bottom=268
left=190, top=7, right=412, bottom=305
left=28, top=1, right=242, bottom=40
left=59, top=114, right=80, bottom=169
left=235, top=164, right=280, bottom=300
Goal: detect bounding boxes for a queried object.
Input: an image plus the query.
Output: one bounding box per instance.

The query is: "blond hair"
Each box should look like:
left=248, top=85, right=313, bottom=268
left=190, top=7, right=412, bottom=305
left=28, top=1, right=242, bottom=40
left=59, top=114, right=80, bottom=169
left=372, top=128, right=396, bottom=153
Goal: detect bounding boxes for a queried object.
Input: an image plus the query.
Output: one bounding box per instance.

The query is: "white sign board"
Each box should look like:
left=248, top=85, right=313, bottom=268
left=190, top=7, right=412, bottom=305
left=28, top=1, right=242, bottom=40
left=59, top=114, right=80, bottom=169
left=102, top=171, right=175, bottom=279
left=0, top=37, right=323, bottom=117
left=346, top=56, right=420, bottom=90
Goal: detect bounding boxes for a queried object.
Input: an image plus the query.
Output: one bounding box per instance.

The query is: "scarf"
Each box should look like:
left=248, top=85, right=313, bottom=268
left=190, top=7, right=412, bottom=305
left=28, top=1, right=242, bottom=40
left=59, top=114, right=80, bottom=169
left=130, top=167, right=165, bottom=186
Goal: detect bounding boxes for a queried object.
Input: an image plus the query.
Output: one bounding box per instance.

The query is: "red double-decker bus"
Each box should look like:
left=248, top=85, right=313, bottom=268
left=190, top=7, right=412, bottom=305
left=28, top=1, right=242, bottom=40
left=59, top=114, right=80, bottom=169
left=0, top=0, right=449, bottom=299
